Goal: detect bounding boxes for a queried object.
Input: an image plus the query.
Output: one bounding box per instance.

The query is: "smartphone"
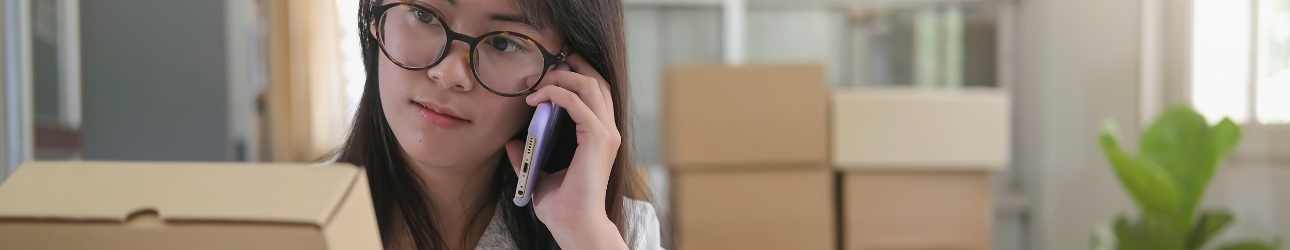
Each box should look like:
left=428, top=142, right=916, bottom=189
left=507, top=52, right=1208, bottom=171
left=513, top=103, right=577, bottom=207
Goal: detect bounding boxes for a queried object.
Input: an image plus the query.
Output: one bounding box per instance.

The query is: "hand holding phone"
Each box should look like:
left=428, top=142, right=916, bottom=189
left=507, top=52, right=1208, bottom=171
left=513, top=103, right=576, bottom=206
left=501, top=54, right=632, bottom=247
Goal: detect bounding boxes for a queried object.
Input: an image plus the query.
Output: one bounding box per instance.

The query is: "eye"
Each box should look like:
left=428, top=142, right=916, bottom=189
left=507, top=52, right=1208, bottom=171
left=412, top=8, right=436, bottom=24
left=486, top=36, right=524, bottom=52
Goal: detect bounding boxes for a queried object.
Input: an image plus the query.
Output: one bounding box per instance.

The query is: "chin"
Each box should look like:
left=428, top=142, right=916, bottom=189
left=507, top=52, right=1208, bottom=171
left=400, top=142, right=455, bottom=167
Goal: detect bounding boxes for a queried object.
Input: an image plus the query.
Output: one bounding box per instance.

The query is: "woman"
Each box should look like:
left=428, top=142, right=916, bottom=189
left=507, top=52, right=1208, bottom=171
left=334, top=0, right=661, bottom=249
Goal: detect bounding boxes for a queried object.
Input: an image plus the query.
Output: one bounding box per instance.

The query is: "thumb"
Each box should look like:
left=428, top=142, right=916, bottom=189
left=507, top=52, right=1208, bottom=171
left=505, top=138, right=525, bottom=176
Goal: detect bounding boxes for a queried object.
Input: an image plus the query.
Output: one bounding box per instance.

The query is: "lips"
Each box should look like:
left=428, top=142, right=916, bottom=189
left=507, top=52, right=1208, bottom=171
left=413, top=101, right=470, bottom=128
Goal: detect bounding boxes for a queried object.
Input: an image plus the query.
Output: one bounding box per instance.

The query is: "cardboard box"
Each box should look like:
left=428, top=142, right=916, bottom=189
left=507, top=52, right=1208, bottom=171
left=832, top=88, right=1009, bottom=171
left=672, top=168, right=834, bottom=250
left=663, top=64, right=830, bottom=169
left=842, top=172, right=991, bottom=250
left=0, top=162, right=381, bottom=250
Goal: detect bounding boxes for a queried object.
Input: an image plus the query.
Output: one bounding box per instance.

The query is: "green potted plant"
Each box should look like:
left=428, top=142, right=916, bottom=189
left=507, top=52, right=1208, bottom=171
left=1094, top=106, right=1279, bottom=250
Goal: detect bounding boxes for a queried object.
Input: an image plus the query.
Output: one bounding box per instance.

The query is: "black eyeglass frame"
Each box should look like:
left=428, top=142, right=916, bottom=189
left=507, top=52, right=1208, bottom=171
left=369, top=2, right=569, bottom=97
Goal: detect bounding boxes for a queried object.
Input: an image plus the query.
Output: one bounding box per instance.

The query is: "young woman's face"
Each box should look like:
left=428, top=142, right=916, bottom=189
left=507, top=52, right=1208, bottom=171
left=375, top=0, right=562, bottom=169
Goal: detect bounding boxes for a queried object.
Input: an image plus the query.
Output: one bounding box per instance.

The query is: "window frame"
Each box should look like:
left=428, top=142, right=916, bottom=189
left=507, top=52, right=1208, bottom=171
left=1151, top=0, right=1290, bottom=165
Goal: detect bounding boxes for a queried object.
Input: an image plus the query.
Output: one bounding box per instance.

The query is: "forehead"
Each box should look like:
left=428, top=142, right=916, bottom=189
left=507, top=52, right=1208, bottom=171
left=437, top=0, right=518, bottom=12
left=404, top=0, right=552, bottom=33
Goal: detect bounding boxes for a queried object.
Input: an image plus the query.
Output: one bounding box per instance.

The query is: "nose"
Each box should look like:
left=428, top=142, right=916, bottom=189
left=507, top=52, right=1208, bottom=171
left=427, top=41, right=475, bottom=92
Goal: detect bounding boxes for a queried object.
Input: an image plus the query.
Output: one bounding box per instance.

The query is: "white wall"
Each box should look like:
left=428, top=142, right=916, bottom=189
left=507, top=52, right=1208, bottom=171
left=224, top=0, right=262, bottom=162
left=1015, top=0, right=1144, bottom=249
left=1, top=0, right=32, bottom=179
left=1, top=0, right=8, bottom=182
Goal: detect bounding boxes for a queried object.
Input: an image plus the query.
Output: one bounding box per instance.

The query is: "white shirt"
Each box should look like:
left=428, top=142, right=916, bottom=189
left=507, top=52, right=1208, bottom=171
left=473, top=198, right=665, bottom=250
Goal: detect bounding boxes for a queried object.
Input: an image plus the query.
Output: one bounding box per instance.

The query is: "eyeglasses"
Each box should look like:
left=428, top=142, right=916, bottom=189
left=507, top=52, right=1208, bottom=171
left=370, top=2, right=568, bottom=97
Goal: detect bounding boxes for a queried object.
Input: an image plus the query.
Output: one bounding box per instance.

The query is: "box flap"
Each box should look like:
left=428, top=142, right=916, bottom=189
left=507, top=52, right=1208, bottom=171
left=0, top=162, right=360, bottom=226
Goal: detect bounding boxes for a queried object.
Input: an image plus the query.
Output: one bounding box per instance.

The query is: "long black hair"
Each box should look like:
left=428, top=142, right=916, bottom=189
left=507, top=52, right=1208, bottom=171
left=338, top=0, right=645, bottom=249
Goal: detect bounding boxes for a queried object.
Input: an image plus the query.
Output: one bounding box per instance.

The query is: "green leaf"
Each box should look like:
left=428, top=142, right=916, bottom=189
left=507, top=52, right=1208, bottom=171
left=1138, top=107, right=1217, bottom=216
left=1215, top=240, right=1278, bottom=250
left=1141, top=212, right=1188, bottom=250
left=1187, top=210, right=1234, bottom=250
left=1113, top=214, right=1187, bottom=250
left=1114, top=215, right=1153, bottom=250
left=1101, top=124, right=1180, bottom=213
left=1094, top=107, right=1250, bottom=250
left=1211, top=118, right=1242, bottom=160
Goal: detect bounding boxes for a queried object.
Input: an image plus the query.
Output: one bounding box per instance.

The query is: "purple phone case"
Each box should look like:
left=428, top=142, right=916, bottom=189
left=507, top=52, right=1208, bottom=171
left=513, top=103, right=562, bottom=206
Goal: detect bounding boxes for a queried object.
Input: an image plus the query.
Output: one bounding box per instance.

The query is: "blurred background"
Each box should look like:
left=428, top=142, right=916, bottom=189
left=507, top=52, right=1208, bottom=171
left=0, top=0, right=1288, bottom=249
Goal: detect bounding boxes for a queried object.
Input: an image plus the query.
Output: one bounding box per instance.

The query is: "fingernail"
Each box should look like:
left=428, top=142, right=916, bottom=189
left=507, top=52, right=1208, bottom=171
left=557, top=63, right=570, bottom=71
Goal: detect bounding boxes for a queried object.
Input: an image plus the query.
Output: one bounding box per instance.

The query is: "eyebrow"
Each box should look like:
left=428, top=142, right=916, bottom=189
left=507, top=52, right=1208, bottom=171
left=443, top=0, right=456, bottom=6
left=491, top=13, right=541, bottom=31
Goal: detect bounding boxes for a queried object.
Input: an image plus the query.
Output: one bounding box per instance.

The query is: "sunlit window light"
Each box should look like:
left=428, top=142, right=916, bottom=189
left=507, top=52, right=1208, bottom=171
left=1259, top=70, right=1290, bottom=124
left=337, top=0, right=366, bottom=124
left=1259, top=0, right=1290, bottom=124
left=1192, top=0, right=1253, bottom=124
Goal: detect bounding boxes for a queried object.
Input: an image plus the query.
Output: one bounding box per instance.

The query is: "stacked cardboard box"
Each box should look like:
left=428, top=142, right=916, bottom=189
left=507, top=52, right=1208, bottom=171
left=832, top=89, right=1009, bottom=250
left=841, top=172, right=992, bottom=250
left=663, top=64, right=834, bottom=250
left=0, top=162, right=382, bottom=250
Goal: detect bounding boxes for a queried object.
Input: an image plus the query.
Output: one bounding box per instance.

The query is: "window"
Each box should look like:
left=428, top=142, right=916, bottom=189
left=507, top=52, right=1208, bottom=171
left=1192, top=0, right=1290, bottom=124
left=1257, top=0, right=1290, bottom=124
left=336, top=0, right=364, bottom=123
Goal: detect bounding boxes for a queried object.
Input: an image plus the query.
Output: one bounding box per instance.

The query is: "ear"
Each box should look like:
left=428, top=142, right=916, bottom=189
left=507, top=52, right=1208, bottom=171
left=504, top=139, right=524, bottom=176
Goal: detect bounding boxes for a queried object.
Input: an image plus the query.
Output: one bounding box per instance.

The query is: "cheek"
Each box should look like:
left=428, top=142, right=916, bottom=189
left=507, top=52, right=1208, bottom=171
left=377, top=57, right=424, bottom=144
left=377, top=58, right=427, bottom=114
left=480, top=97, right=535, bottom=138
left=377, top=60, right=407, bottom=106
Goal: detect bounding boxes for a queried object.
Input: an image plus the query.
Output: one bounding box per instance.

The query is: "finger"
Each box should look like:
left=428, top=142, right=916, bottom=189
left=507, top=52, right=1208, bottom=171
left=505, top=138, right=524, bottom=176
left=536, top=70, right=608, bottom=121
left=526, top=85, right=606, bottom=136
left=562, top=55, right=611, bottom=124
left=562, top=54, right=608, bottom=86
left=562, top=54, right=616, bottom=125
left=597, top=79, right=615, bottom=130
